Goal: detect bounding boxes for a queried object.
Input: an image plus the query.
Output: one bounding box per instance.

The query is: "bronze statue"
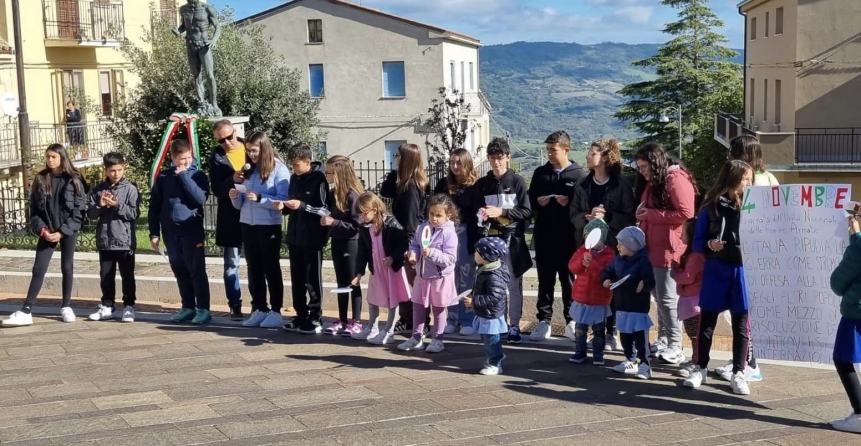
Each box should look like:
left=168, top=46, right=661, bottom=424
left=173, top=0, right=223, bottom=117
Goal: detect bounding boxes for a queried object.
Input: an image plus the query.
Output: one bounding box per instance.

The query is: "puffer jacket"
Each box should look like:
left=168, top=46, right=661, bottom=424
left=410, top=220, right=458, bottom=279
left=472, top=260, right=509, bottom=320
left=831, top=232, right=861, bottom=320
left=87, top=178, right=141, bottom=251
left=601, top=249, right=655, bottom=314
left=356, top=215, right=410, bottom=275
left=30, top=172, right=86, bottom=237
left=230, top=159, right=290, bottom=226
left=568, top=245, right=615, bottom=305
left=638, top=165, right=696, bottom=267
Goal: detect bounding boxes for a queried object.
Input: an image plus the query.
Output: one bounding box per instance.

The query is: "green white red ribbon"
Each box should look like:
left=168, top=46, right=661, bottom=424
left=149, top=113, right=202, bottom=186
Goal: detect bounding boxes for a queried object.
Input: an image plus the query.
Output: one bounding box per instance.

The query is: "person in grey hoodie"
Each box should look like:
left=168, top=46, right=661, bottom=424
left=87, top=152, right=141, bottom=323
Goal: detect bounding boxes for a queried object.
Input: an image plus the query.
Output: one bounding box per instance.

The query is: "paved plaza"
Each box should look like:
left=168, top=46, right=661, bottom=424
left=0, top=299, right=858, bottom=445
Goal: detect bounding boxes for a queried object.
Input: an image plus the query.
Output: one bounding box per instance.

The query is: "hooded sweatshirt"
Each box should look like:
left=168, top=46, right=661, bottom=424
left=284, top=161, right=328, bottom=249
left=529, top=161, right=586, bottom=253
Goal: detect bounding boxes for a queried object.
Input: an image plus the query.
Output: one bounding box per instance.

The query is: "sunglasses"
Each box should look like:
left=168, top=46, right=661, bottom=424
left=217, top=132, right=235, bottom=145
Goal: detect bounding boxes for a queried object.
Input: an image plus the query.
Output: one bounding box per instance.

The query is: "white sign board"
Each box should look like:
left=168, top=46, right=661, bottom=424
left=740, top=184, right=850, bottom=364
left=1, top=94, right=18, bottom=117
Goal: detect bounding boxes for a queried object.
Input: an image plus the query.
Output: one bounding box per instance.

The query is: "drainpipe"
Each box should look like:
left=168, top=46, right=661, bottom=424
left=11, top=0, right=31, bottom=188
left=739, top=3, right=748, bottom=126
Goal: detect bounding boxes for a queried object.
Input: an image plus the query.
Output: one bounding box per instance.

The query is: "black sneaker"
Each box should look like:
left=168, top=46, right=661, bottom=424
left=298, top=319, right=323, bottom=334
left=229, top=306, right=244, bottom=321
left=283, top=317, right=305, bottom=332
left=393, top=320, right=411, bottom=335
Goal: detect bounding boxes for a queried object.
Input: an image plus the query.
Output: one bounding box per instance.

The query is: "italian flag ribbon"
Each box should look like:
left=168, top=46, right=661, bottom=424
left=149, top=113, right=202, bottom=187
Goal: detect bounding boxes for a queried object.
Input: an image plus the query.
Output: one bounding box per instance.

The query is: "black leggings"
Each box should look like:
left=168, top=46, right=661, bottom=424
left=23, top=234, right=77, bottom=313
left=836, top=361, right=861, bottom=414
left=331, top=238, right=362, bottom=323
left=242, top=224, right=283, bottom=312
left=696, top=310, right=750, bottom=374
left=621, top=331, right=648, bottom=363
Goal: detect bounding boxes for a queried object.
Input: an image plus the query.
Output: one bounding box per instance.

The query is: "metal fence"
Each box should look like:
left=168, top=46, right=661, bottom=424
left=0, top=121, right=116, bottom=169
left=43, top=0, right=125, bottom=42
left=796, top=128, right=861, bottom=164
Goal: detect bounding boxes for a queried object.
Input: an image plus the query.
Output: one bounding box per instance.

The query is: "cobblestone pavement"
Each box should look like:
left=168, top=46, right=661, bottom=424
left=0, top=304, right=858, bottom=446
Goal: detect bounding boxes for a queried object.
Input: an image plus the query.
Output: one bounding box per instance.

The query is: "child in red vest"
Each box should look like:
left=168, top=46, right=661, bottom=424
left=567, top=219, right=615, bottom=365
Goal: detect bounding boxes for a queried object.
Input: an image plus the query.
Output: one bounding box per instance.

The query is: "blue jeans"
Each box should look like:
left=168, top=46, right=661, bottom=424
left=575, top=321, right=606, bottom=361
left=481, top=333, right=504, bottom=367
left=223, top=246, right=242, bottom=308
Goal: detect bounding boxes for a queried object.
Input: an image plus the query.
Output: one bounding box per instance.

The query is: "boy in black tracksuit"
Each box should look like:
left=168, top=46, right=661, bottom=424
left=87, top=152, right=141, bottom=322
left=527, top=130, right=587, bottom=340
left=474, top=137, right=533, bottom=343
left=281, top=144, right=329, bottom=334
left=149, top=140, right=212, bottom=325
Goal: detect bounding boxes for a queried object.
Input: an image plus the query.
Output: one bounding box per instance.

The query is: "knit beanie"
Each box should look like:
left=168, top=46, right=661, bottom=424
left=616, top=226, right=646, bottom=253
left=475, top=236, right=508, bottom=263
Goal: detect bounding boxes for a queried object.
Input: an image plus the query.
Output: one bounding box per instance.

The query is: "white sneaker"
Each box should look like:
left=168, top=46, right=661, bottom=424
left=683, top=366, right=707, bottom=388
left=60, top=307, right=76, bottom=323
left=713, top=361, right=733, bottom=381
left=88, top=305, right=114, bottom=321
left=367, top=330, right=393, bottom=345
left=121, top=306, right=135, bottom=323
left=2, top=311, right=33, bottom=327
left=353, top=325, right=379, bottom=341
left=659, top=347, right=686, bottom=365
left=398, top=337, right=424, bottom=351
left=677, top=362, right=697, bottom=378
left=242, top=310, right=268, bottom=327
left=563, top=321, right=577, bottom=341
left=529, top=321, right=552, bottom=341
left=459, top=325, right=476, bottom=336
left=606, top=334, right=620, bottom=352
left=731, top=371, right=750, bottom=395
left=649, top=339, right=668, bottom=357
left=425, top=339, right=445, bottom=353
left=636, top=363, right=652, bottom=380
left=259, top=311, right=284, bottom=328
left=443, top=323, right=458, bottom=335
left=744, top=364, right=764, bottom=382
left=612, top=360, right=638, bottom=375
left=480, top=364, right=502, bottom=375
left=832, top=412, right=861, bottom=434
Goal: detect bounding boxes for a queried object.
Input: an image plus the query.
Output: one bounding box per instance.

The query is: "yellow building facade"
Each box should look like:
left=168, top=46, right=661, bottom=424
left=0, top=0, right=180, bottom=189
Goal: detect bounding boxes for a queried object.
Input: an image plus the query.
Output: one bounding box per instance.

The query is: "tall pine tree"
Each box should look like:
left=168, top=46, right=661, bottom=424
left=615, top=0, right=742, bottom=187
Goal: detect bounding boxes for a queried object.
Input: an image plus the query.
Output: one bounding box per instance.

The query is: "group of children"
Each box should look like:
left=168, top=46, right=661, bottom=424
left=4, top=135, right=861, bottom=435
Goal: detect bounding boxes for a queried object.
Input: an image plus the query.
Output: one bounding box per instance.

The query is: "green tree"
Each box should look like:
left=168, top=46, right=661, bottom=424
left=615, top=0, right=742, bottom=187
left=108, top=10, right=320, bottom=184
left=423, top=87, right=471, bottom=164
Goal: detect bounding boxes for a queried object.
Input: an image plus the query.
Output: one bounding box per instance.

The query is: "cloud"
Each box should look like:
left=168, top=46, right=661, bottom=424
left=614, top=6, right=654, bottom=24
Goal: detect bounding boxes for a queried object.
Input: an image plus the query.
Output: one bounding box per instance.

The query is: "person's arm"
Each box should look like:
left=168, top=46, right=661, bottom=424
left=673, top=252, right=705, bottom=285
left=206, top=4, right=223, bottom=48
left=356, top=227, right=371, bottom=276
left=425, top=229, right=458, bottom=268
left=503, top=175, right=533, bottom=222
left=831, top=233, right=861, bottom=296
left=568, top=247, right=587, bottom=275
left=329, top=191, right=361, bottom=239
left=58, top=184, right=85, bottom=237
left=691, top=208, right=711, bottom=254
left=177, top=170, right=209, bottom=206
left=230, top=189, right=244, bottom=210
left=600, top=259, right=617, bottom=282
left=209, top=156, right=232, bottom=201
left=86, top=187, right=103, bottom=220
left=641, top=257, right=656, bottom=291
left=300, top=175, right=328, bottom=213
left=379, top=171, right=397, bottom=198
left=29, top=187, right=48, bottom=236
left=259, top=166, right=290, bottom=206
left=605, top=176, right=637, bottom=233
left=116, top=186, right=139, bottom=222
left=642, top=172, right=696, bottom=225
left=569, top=185, right=589, bottom=229
left=148, top=180, right=162, bottom=239
left=527, top=170, right=541, bottom=211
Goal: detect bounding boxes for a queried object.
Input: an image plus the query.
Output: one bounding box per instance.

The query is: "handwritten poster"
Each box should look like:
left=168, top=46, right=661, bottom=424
left=740, top=184, right=851, bottom=364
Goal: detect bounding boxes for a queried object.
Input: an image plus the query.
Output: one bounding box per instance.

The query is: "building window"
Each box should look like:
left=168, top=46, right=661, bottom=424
left=308, top=19, right=322, bottom=43
left=384, top=140, right=406, bottom=169
left=749, top=78, right=755, bottom=121
left=309, top=64, right=324, bottom=98
left=776, top=7, right=784, bottom=35
left=750, top=17, right=757, bottom=40
left=469, top=62, right=474, bottom=91
left=460, top=61, right=465, bottom=93
left=99, top=71, right=113, bottom=115
left=763, top=79, right=769, bottom=122
left=449, top=61, right=456, bottom=91
left=775, top=79, right=781, bottom=125
left=765, top=12, right=770, bottom=38
left=382, top=61, right=405, bottom=97
left=60, top=70, right=84, bottom=115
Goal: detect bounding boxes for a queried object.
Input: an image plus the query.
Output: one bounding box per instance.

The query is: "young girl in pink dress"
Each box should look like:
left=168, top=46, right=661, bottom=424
left=399, top=194, right=459, bottom=353
left=351, top=192, right=411, bottom=345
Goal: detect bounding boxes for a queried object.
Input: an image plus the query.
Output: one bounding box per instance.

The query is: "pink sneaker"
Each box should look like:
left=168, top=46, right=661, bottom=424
left=324, top=321, right=344, bottom=335
left=342, top=320, right=363, bottom=337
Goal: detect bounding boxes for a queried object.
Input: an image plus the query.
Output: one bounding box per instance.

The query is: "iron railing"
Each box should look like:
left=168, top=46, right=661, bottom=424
left=0, top=121, right=117, bottom=168
left=43, top=0, right=125, bottom=42
left=796, top=128, right=861, bottom=164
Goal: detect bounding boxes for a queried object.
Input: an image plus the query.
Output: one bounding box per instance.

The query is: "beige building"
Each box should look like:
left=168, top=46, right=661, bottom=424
left=241, top=0, right=491, bottom=185
left=714, top=0, right=861, bottom=190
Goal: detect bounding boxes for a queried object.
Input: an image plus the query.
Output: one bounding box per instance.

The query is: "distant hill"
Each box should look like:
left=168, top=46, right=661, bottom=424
left=479, top=41, right=743, bottom=163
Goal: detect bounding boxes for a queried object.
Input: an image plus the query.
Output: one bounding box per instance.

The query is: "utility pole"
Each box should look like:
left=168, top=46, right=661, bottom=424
left=11, top=0, right=31, bottom=188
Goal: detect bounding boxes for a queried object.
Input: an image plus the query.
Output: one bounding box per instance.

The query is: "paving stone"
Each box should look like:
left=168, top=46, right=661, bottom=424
left=215, top=415, right=305, bottom=439
left=119, top=404, right=221, bottom=427
left=0, top=415, right=127, bottom=442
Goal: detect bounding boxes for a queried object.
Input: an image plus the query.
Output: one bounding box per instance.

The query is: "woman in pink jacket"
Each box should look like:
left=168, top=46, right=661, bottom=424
left=633, top=143, right=697, bottom=366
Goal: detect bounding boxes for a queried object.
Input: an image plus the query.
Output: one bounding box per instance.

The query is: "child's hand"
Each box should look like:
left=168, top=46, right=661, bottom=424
left=554, top=195, right=569, bottom=206
left=463, top=295, right=473, bottom=307
left=582, top=252, right=592, bottom=268
left=350, top=274, right=362, bottom=286
left=272, top=200, right=285, bottom=211
left=104, top=194, right=118, bottom=208
left=603, top=279, right=612, bottom=289
left=406, top=252, right=417, bottom=266
left=708, top=239, right=726, bottom=252
left=320, top=216, right=334, bottom=226
left=46, top=232, right=62, bottom=243
left=228, top=188, right=240, bottom=199
left=422, top=247, right=431, bottom=258
left=245, top=192, right=258, bottom=202
left=636, top=280, right=644, bottom=293
left=536, top=196, right=551, bottom=207
left=482, top=206, right=503, bottom=219
left=284, top=199, right=301, bottom=210
left=150, top=236, right=160, bottom=252
left=232, top=171, right=245, bottom=183
left=383, top=256, right=393, bottom=266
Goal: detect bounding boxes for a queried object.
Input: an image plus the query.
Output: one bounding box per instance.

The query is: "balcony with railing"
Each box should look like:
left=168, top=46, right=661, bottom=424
left=796, top=128, right=861, bottom=164
left=0, top=121, right=117, bottom=170
left=43, top=0, right=125, bottom=46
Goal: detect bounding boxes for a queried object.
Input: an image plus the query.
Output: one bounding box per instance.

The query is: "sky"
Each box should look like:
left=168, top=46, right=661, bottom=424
left=207, top=0, right=746, bottom=48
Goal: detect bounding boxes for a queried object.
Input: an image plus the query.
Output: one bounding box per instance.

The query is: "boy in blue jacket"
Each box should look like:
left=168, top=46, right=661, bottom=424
left=467, top=237, right=511, bottom=376
left=149, top=139, right=212, bottom=325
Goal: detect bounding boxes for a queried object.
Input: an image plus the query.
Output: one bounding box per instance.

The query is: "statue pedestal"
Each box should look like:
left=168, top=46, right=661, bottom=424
left=209, top=116, right=250, bottom=138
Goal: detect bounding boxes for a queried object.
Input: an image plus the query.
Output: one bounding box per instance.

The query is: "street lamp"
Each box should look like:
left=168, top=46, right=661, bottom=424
left=659, top=106, right=683, bottom=161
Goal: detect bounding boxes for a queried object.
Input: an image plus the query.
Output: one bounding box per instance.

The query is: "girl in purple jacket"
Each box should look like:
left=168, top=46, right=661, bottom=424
left=399, top=194, right=460, bottom=354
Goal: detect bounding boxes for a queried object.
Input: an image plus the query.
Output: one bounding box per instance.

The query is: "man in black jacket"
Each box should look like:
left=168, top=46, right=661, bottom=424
left=474, top=138, right=533, bottom=343
left=210, top=119, right=246, bottom=320
left=280, top=144, right=329, bottom=334
left=528, top=130, right=587, bottom=342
